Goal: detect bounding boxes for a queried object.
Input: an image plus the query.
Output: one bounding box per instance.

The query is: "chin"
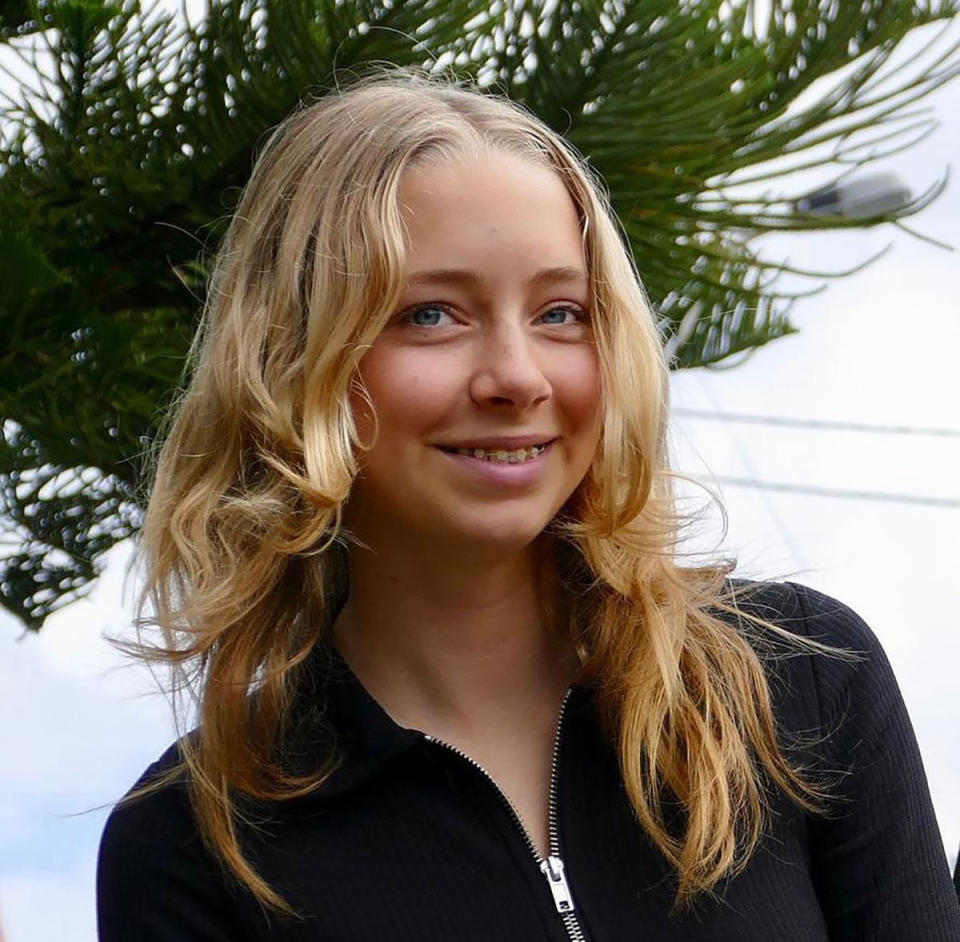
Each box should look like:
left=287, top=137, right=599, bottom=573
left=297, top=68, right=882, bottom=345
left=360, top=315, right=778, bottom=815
left=433, top=514, right=552, bottom=555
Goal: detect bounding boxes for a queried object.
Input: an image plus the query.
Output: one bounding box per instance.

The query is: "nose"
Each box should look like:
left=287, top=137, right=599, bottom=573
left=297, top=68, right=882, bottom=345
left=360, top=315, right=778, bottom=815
left=468, top=323, right=552, bottom=412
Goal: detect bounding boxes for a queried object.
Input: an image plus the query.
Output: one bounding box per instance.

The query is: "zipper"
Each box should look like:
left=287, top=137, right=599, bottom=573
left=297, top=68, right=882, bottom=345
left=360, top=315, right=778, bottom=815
left=422, top=689, right=588, bottom=942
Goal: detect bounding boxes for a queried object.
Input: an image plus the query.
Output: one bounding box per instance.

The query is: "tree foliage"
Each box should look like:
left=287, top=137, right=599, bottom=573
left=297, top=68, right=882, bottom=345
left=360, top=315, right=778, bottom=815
left=1, top=0, right=958, bottom=629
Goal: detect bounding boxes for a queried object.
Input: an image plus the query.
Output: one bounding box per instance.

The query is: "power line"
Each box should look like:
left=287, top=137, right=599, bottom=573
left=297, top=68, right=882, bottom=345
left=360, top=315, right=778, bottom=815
left=673, top=407, right=960, bottom=439
left=698, top=474, right=960, bottom=508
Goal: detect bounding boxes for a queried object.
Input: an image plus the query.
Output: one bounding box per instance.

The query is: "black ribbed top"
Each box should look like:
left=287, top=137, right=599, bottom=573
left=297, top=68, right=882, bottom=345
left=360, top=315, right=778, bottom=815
left=97, top=582, right=960, bottom=940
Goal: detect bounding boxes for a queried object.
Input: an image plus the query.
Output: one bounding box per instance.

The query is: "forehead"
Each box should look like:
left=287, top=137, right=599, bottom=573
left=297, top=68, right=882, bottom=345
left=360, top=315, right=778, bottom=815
left=397, top=154, right=587, bottom=277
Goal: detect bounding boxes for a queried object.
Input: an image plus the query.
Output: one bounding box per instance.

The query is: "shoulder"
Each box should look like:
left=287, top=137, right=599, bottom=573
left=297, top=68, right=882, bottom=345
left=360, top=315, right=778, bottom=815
left=725, top=579, right=880, bottom=650
left=99, top=740, right=194, bottom=853
left=97, top=740, right=246, bottom=939
left=723, top=580, right=901, bottom=735
left=733, top=586, right=960, bottom=934
left=724, top=578, right=888, bottom=666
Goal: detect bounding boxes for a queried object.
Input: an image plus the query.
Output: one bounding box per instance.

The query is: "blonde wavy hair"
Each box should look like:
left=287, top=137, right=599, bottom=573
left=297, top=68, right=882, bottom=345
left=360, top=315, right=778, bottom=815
left=134, top=68, right=830, bottom=913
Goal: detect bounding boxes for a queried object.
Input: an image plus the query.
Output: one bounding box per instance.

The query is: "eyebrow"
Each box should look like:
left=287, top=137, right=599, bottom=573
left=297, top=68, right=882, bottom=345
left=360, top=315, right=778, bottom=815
left=405, top=266, right=589, bottom=289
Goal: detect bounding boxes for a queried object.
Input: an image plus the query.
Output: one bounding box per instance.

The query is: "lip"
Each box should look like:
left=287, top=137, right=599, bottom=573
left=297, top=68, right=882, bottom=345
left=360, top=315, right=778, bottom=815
left=436, top=435, right=557, bottom=450
left=436, top=440, right=553, bottom=487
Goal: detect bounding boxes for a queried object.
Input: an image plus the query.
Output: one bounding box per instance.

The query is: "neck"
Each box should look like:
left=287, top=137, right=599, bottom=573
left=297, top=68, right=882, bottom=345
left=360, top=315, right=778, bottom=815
left=331, top=535, right=576, bottom=734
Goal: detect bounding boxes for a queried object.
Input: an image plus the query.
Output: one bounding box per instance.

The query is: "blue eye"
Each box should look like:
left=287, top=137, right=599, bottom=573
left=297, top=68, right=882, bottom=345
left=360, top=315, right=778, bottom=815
left=540, top=306, right=586, bottom=325
left=402, top=305, right=454, bottom=327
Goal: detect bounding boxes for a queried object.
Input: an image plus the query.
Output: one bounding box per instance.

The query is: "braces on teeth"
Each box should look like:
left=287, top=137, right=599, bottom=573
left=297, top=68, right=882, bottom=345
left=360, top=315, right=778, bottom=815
left=453, top=444, right=548, bottom=463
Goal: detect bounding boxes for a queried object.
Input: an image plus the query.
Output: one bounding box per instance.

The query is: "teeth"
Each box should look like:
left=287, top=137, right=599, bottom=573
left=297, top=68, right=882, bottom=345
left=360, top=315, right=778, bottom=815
left=453, top=444, right=547, bottom=462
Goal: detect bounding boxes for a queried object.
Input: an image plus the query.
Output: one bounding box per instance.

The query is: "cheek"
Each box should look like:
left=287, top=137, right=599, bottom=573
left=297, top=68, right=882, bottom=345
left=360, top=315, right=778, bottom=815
left=558, top=353, right=603, bottom=426
left=353, top=349, right=455, bottom=445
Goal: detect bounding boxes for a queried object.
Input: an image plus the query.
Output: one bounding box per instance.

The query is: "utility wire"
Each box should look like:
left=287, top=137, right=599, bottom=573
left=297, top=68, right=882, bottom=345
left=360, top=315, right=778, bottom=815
left=674, top=407, right=960, bottom=439
left=697, top=475, right=960, bottom=508
left=692, top=380, right=807, bottom=570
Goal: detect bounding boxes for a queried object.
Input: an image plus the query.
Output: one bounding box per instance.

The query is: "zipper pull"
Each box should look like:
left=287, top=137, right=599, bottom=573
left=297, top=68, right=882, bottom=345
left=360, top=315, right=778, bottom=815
left=539, top=855, right=576, bottom=914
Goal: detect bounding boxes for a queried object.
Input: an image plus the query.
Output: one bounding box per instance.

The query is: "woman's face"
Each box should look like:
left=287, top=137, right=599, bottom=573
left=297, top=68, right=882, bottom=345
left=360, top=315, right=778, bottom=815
left=345, top=153, right=602, bottom=557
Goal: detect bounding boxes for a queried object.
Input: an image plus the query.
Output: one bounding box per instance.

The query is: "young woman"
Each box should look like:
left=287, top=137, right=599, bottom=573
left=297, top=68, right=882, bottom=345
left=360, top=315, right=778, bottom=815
left=97, top=72, right=960, bottom=940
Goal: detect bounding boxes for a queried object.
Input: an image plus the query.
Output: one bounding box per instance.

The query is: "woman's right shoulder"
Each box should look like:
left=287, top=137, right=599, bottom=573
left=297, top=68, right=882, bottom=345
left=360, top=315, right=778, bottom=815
left=101, top=739, right=193, bottom=841
left=97, top=740, right=248, bottom=941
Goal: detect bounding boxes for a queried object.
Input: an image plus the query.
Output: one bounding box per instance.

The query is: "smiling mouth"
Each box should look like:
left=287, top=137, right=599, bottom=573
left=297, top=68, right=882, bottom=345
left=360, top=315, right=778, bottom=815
left=437, top=443, right=550, bottom=463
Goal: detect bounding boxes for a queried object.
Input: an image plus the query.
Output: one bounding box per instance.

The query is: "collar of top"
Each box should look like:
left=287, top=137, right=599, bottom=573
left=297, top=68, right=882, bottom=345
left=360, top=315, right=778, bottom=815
left=279, top=643, right=425, bottom=798
left=279, top=642, right=595, bottom=800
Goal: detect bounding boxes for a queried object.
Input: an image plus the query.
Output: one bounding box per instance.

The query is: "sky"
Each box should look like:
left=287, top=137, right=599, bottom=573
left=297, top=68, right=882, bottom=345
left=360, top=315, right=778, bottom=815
left=1, top=13, right=959, bottom=942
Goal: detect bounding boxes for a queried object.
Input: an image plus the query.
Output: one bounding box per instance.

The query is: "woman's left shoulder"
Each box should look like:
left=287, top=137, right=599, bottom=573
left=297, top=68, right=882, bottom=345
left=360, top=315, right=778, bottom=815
left=725, top=578, right=885, bottom=655
left=723, top=579, right=901, bottom=730
left=728, top=584, right=960, bottom=935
